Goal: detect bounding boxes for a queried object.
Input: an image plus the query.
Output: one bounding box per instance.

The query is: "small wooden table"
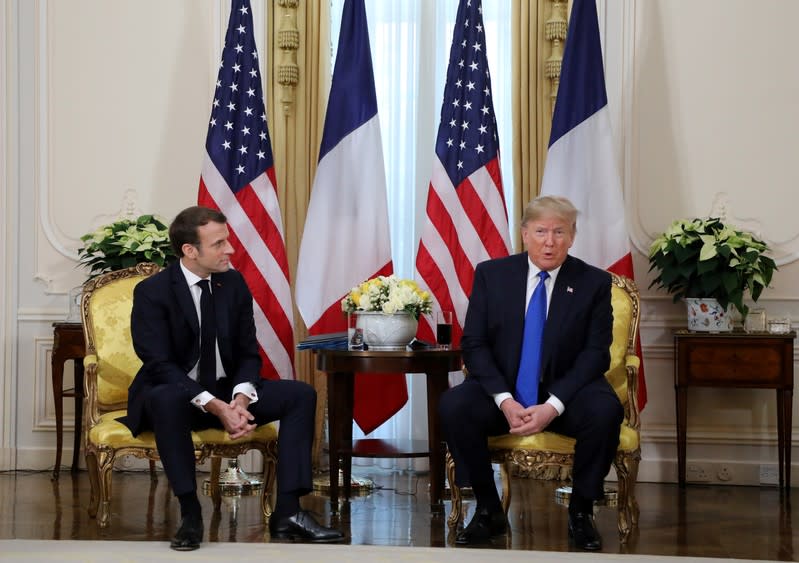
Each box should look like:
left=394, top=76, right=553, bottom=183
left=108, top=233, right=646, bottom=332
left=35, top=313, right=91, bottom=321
left=673, top=330, right=795, bottom=489
left=51, top=322, right=86, bottom=479
left=316, top=348, right=462, bottom=509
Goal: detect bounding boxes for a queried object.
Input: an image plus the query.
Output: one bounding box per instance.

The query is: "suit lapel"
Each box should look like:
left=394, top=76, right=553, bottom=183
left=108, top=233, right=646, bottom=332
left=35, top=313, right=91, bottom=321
left=542, top=256, right=576, bottom=368
left=171, top=263, right=199, bottom=335
left=210, top=273, right=230, bottom=346
left=509, top=253, right=529, bottom=346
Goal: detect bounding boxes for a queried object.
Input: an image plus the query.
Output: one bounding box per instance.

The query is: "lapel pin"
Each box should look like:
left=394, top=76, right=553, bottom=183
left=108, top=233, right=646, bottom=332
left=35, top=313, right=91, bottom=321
left=567, top=286, right=574, bottom=293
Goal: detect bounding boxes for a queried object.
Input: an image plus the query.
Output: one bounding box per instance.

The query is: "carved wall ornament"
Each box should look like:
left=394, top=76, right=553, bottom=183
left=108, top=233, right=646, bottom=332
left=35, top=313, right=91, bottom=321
left=277, top=2, right=300, bottom=114
left=545, top=0, right=568, bottom=114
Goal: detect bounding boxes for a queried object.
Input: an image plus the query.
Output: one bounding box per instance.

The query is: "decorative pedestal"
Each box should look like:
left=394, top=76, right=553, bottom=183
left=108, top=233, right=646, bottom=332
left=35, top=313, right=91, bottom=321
left=202, top=458, right=262, bottom=497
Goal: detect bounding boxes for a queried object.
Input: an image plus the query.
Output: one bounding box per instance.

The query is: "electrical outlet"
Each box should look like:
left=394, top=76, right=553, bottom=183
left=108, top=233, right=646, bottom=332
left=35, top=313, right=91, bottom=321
left=759, top=464, right=778, bottom=485
left=686, top=463, right=711, bottom=482
left=717, top=464, right=733, bottom=482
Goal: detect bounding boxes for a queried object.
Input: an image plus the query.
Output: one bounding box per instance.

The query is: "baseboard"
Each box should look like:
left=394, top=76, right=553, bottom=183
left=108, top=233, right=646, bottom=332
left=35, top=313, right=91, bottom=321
left=621, top=458, right=796, bottom=488
left=0, top=447, right=16, bottom=470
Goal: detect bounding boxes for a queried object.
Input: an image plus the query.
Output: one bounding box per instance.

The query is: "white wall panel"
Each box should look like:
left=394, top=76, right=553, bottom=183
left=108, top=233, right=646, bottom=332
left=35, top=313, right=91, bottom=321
left=35, top=0, right=218, bottom=294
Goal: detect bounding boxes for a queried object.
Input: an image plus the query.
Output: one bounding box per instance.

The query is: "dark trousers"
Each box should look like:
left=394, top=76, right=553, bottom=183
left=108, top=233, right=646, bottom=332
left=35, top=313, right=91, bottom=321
left=141, top=378, right=316, bottom=497
left=439, top=378, right=623, bottom=506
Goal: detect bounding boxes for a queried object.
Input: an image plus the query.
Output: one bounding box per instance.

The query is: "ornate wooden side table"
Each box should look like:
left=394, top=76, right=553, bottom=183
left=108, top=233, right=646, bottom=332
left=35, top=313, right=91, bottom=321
left=673, top=330, right=795, bottom=489
left=51, top=322, right=86, bottom=479
left=316, top=348, right=462, bottom=510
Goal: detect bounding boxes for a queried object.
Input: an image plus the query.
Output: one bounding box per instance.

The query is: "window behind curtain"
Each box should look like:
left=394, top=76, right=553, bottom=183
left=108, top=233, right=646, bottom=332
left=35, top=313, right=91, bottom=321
left=327, top=0, right=513, bottom=456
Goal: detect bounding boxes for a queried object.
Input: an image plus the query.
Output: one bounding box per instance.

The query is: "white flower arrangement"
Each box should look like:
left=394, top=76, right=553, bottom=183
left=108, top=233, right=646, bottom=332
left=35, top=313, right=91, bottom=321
left=340, top=275, right=433, bottom=320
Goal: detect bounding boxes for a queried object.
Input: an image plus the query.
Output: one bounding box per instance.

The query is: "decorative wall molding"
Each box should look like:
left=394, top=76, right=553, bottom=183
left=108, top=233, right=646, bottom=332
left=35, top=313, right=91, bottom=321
left=35, top=0, right=76, bottom=261
left=32, top=336, right=57, bottom=432
left=619, top=0, right=799, bottom=267
left=2, top=0, right=20, bottom=472
left=276, top=0, right=300, bottom=115
left=544, top=0, right=567, bottom=116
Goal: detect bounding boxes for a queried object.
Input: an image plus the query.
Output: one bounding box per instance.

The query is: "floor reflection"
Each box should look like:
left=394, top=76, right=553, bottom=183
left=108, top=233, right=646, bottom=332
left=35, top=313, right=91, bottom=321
left=2, top=467, right=796, bottom=560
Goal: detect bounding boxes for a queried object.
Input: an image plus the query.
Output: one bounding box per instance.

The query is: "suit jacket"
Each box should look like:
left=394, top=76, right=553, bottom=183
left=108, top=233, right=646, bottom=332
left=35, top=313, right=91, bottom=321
left=461, top=253, right=612, bottom=407
left=125, top=262, right=261, bottom=435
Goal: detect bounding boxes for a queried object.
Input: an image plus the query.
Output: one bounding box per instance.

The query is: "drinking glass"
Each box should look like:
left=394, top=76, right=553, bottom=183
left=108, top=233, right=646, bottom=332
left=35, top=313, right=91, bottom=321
left=436, top=311, right=453, bottom=349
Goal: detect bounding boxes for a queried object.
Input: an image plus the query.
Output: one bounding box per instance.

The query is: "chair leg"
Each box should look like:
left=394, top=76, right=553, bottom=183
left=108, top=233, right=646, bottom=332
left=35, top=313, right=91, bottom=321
left=85, top=451, right=100, bottom=519
left=95, top=449, right=115, bottom=528
left=261, top=441, right=278, bottom=523
left=148, top=460, right=157, bottom=481
left=499, top=458, right=512, bottom=516
left=445, top=450, right=463, bottom=528
left=614, top=453, right=640, bottom=543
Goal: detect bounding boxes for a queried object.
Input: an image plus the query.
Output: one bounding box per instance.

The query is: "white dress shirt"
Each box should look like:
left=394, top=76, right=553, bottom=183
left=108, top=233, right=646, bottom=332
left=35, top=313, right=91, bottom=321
left=493, top=256, right=565, bottom=415
left=179, top=261, right=258, bottom=410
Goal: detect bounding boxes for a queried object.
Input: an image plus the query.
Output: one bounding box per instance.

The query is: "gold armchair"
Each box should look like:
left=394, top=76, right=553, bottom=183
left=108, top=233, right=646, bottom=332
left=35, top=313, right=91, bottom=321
left=446, top=273, right=642, bottom=542
left=80, top=263, right=279, bottom=527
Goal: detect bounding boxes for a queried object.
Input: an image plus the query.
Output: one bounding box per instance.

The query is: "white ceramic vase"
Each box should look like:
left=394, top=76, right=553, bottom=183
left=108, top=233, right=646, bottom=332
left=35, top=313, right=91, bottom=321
left=356, top=311, right=418, bottom=350
left=684, top=298, right=733, bottom=332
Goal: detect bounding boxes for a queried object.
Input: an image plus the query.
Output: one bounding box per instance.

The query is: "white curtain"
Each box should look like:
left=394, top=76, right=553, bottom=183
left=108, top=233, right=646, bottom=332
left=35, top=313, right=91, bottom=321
left=330, top=0, right=513, bottom=469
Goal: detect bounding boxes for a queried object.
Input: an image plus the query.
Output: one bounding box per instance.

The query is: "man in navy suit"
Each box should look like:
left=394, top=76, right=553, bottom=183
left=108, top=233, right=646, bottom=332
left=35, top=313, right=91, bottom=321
left=440, top=196, right=623, bottom=550
left=128, top=206, right=343, bottom=550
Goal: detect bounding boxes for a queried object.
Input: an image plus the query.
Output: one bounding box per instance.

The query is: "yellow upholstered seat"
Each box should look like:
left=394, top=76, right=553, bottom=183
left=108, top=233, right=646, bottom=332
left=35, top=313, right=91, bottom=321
left=446, top=273, right=642, bottom=542
left=81, top=263, right=278, bottom=528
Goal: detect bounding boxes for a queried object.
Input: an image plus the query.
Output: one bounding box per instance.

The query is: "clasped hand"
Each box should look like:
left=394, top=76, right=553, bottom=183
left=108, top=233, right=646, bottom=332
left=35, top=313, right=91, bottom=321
left=500, top=398, right=557, bottom=436
left=207, top=395, right=256, bottom=439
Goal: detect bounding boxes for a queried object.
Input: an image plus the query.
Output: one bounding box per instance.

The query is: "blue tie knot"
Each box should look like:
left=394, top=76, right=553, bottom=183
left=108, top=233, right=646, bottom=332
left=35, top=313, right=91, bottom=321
left=538, top=270, right=550, bottom=283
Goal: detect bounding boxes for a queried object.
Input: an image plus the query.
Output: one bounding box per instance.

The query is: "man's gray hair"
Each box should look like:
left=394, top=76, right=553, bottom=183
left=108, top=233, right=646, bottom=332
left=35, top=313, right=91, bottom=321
left=521, top=195, right=578, bottom=233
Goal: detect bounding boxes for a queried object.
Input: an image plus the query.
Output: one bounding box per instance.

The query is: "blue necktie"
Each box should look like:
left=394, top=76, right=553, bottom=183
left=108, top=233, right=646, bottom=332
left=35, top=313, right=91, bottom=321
left=197, top=279, right=217, bottom=394
left=515, top=271, right=549, bottom=407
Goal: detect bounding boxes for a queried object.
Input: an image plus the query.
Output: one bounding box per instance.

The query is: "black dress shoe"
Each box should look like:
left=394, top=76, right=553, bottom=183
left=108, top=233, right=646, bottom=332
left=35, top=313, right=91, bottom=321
left=568, top=511, right=602, bottom=551
left=269, top=510, right=345, bottom=543
left=455, top=508, right=507, bottom=545
left=170, top=514, right=203, bottom=551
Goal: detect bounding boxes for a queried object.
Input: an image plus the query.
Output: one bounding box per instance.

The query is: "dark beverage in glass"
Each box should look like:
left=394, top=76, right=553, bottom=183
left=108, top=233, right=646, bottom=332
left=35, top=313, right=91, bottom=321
left=436, top=323, right=452, bottom=346
left=436, top=311, right=453, bottom=349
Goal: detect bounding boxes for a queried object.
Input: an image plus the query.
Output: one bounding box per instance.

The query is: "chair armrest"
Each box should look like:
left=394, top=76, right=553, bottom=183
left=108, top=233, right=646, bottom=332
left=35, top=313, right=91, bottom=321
left=624, top=354, right=641, bottom=430
left=82, top=356, right=101, bottom=428
left=83, top=354, right=97, bottom=369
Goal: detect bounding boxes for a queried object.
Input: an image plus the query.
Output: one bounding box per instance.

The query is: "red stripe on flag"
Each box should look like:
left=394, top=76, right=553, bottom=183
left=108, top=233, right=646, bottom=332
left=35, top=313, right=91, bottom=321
left=457, top=178, right=508, bottom=260
left=607, top=252, right=647, bottom=410
left=424, top=186, right=475, bottom=296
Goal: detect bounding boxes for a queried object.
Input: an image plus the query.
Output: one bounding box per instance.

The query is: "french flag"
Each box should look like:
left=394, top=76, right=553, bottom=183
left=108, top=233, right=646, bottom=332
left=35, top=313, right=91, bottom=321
left=295, top=0, right=407, bottom=433
left=540, top=0, right=646, bottom=409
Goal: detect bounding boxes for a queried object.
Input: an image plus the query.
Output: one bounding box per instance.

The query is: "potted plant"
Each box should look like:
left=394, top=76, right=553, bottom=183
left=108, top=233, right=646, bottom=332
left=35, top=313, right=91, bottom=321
left=648, top=217, right=777, bottom=330
left=341, top=275, right=433, bottom=349
left=77, top=214, right=176, bottom=278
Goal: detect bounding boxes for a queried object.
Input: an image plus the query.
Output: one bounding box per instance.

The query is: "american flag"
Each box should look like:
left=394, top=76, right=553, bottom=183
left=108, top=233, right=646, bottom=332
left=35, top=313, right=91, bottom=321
left=415, top=0, right=511, bottom=358
left=198, top=0, right=294, bottom=380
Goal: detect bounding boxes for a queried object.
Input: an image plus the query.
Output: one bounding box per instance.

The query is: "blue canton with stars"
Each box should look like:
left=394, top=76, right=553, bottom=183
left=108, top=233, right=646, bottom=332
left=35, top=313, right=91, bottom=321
left=206, top=0, right=274, bottom=193
left=435, top=0, right=500, bottom=188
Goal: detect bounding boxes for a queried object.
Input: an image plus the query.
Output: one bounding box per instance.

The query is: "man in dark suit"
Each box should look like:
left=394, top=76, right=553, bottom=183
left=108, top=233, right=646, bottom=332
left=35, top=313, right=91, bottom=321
left=440, top=196, right=623, bottom=550
left=128, top=206, right=344, bottom=550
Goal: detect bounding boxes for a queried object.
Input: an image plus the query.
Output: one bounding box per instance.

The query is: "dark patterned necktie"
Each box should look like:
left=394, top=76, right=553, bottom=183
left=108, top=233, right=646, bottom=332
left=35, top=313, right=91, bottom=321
left=514, top=270, right=549, bottom=407
left=197, top=279, right=217, bottom=393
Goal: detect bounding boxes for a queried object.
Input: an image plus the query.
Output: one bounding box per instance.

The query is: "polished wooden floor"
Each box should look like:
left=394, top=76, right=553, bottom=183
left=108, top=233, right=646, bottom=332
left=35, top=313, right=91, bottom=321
left=0, top=466, right=796, bottom=560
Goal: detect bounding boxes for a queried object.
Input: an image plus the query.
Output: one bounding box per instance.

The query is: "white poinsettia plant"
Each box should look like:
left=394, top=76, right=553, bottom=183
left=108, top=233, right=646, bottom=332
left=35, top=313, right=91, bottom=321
left=77, top=214, right=176, bottom=278
left=648, top=217, right=776, bottom=318
left=341, top=275, right=433, bottom=320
